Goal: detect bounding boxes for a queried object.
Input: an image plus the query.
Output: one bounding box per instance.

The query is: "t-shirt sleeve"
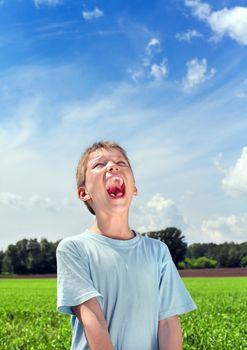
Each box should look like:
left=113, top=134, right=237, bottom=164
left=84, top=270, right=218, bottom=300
left=56, top=240, right=103, bottom=315
left=158, top=243, right=197, bottom=320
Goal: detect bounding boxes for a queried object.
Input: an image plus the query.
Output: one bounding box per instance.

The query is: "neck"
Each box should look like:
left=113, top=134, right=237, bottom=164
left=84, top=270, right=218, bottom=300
left=90, top=211, right=134, bottom=240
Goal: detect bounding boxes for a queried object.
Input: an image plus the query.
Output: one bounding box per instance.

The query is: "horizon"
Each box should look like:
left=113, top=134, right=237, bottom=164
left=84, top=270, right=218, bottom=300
left=1, top=230, right=247, bottom=252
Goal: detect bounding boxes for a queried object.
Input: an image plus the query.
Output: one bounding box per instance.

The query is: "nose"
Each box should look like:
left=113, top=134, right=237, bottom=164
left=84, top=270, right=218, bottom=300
left=107, top=162, right=119, bottom=172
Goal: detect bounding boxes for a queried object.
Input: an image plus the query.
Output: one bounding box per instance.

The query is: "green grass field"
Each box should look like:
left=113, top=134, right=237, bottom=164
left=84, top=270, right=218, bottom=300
left=0, top=277, right=246, bottom=349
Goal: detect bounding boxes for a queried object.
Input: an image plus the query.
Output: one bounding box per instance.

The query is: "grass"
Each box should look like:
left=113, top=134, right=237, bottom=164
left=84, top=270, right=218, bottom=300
left=181, top=277, right=247, bottom=350
left=0, top=277, right=246, bottom=349
left=0, top=279, right=70, bottom=350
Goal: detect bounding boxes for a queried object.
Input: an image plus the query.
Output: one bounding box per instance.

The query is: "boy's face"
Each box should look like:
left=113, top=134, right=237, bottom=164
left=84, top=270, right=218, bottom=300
left=78, top=148, right=138, bottom=216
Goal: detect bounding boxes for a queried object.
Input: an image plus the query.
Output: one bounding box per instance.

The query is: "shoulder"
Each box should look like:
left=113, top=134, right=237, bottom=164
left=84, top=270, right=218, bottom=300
left=56, top=231, right=88, bottom=255
left=140, top=233, right=168, bottom=248
left=139, top=233, right=170, bottom=258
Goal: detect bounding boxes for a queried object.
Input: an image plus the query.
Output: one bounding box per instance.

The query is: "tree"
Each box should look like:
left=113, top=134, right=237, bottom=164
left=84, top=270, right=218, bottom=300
left=146, top=227, right=187, bottom=267
left=240, top=256, right=247, bottom=268
left=2, top=253, right=13, bottom=273
left=193, top=257, right=217, bottom=269
left=15, top=239, right=29, bottom=274
left=186, top=241, right=247, bottom=268
left=0, top=250, right=4, bottom=273
left=2, top=238, right=59, bottom=274
left=26, top=239, right=41, bottom=273
left=178, top=257, right=217, bottom=269
left=38, top=238, right=58, bottom=273
left=187, top=243, right=219, bottom=260
left=3, top=244, right=18, bottom=273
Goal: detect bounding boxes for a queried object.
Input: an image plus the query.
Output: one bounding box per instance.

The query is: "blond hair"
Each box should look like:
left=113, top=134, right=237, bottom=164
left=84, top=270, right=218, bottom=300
left=76, top=141, right=132, bottom=215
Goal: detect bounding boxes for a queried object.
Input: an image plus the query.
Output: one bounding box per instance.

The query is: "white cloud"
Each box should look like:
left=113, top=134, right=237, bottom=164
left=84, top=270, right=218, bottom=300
left=222, top=146, right=247, bottom=197
left=146, top=38, right=161, bottom=56
left=185, top=0, right=247, bottom=45
left=182, top=57, right=216, bottom=91
left=33, top=0, right=63, bottom=7
left=201, top=214, right=247, bottom=243
left=175, top=29, right=203, bottom=42
left=150, top=59, right=168, bottom=81
left=28, top=194, right=59, bottom=211
left=130, top=37, right=167, bottom=83
left=0, top=192, right=24, bottom=207
left=132, top=193, right=187, bottom=233
left=142, top=38, right=161, bottom=67
left=185, top=0, right=211, bottom=20
left=82, top=7, right=104, bottom=21
left=0, top=192, right=59, bottom=211
left=209, top=7, right=247, bottom=45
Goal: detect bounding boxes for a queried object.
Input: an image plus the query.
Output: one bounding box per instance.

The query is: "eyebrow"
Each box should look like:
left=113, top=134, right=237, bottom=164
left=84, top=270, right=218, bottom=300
left=89, top=155, right=126, bottom=166
left=89, top=156, right=106, bottom=164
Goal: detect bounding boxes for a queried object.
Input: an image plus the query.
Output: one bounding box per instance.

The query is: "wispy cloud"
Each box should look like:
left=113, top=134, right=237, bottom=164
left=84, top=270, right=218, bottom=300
left=82, top=7, right=104, bottom=21
left=182, top=57, right=216, bottom=91
left=236, top=92, right=247, bottom=99
left=32, top=21, right=83, bottom=40
left=33, top=0, right=63, bottom=7
left=0, top=118, right=35, bottom=154
left=213, top=152, right=227, bottom=175
left=222, top=146, right=247, bottom=197
left=185, top=0, right=247, bottom=45
left=175, top=29, right=203, bottom=42
left=235, top=79, right=247, bottom=99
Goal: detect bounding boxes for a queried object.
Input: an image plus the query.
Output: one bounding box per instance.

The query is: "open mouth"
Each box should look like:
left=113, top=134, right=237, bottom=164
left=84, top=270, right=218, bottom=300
left=106, top=177, right=126, bottom=199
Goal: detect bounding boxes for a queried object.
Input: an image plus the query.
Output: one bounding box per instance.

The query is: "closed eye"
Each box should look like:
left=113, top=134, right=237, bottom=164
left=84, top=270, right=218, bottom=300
left=117, top=161, right=127, bottom=166
left=92, top=162, right=105, bottom=169
left=92, top=160, right=128, bottom=169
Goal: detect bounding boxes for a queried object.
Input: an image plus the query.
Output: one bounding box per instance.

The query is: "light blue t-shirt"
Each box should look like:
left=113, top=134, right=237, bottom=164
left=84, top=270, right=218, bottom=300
left=56, top=230, right=196, bottom=350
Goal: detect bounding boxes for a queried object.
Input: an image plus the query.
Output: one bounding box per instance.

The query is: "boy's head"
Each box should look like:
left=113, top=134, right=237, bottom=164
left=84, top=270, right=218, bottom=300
left=76, top=141, right=136, bottom=215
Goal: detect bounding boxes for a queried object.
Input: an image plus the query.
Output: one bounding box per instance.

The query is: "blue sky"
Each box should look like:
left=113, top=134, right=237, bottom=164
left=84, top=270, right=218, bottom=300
left=0, top=0, right=247, bottom=249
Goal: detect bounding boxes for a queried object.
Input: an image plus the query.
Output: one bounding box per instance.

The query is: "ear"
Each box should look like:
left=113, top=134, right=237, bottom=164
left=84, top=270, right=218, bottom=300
left=133, top=185, right=138, bottom=196
left=78, top=186, right=91, bottom=202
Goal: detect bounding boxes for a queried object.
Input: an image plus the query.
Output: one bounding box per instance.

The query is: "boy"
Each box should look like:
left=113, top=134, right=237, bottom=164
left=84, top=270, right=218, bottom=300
left=56, top=141, right=196, bottom=350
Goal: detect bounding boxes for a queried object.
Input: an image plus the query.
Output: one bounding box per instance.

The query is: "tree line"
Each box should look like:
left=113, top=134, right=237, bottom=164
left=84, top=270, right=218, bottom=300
left=147, top=228, right=247, bottom=269
left=0, top=228, right=247, bottom=274
left=0, top=238, right=59, bottom=274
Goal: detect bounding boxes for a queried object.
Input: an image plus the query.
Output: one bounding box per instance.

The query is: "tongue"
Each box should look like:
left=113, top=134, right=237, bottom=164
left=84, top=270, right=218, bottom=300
left=107, top=183, right=125, bottom=197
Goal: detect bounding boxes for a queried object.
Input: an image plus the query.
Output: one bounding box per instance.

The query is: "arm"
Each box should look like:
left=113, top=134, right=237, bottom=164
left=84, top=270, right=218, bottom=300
left=158, top=315, right=182, bottom=350
left=72, top=297, right=114, bottom=350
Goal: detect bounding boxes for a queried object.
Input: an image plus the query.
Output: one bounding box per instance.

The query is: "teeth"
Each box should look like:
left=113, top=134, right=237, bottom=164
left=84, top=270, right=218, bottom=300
left=109, top=192, right=124, bottom=198
left=116, top=192, right=123, bottom=197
